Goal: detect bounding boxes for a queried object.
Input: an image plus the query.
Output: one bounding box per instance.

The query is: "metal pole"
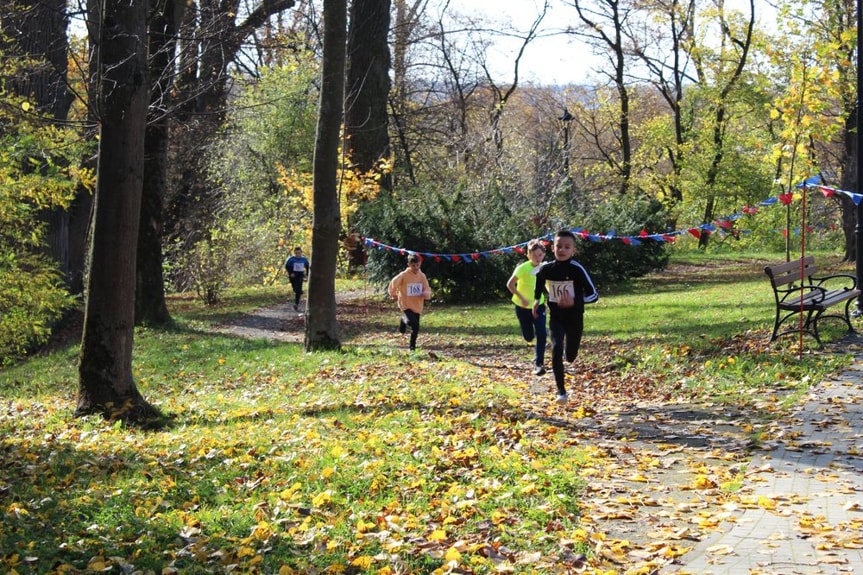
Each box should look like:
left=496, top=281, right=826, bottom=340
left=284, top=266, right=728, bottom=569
left=560, top=108, right=573, bottom=186
left=856, top=0, right=863, bottom=314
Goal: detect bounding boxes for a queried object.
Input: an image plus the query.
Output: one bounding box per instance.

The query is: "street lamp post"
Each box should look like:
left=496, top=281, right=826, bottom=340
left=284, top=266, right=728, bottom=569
left=559, top=108, right=573, bottom=179
left=559, top=108, right=574, bottom=204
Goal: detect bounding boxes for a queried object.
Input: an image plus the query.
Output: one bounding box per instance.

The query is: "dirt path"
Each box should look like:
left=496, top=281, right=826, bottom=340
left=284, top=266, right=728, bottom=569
left=211, top=289, right=372, bottom=343
left=211, top=294, right=767, bottom=571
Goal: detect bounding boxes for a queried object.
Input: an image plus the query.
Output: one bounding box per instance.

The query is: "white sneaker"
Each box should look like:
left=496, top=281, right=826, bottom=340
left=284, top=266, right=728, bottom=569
left=555, top=394, right=568, bottom=405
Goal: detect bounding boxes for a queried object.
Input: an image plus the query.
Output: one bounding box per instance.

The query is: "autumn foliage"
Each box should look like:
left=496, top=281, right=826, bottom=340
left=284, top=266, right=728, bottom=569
left=1, top=258, right=856, bottom=573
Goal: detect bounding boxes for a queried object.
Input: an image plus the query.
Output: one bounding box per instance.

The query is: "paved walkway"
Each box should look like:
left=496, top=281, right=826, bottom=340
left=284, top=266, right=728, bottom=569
left=669, top=341, right=863, bottom=574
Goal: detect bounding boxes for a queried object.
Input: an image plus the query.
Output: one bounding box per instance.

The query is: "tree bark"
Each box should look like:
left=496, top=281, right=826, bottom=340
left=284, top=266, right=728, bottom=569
left=345, top=0, right=392, bottom=190
left=0, top=0, right=81, bottom=287
left=304, top=0, right=346, bottom=352
left=77, top=0, right=161, bottom=425
left=136, top=0, right=185, bottom=326
left=166, top=0, right=296, bottom=249
left=389, top=0, right=419, bottom=185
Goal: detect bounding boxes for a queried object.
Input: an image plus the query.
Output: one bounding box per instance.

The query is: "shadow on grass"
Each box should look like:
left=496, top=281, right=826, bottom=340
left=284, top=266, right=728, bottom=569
left=0, top=434, right=315, bottom=573
left=139, top=322, right=290, bottom=352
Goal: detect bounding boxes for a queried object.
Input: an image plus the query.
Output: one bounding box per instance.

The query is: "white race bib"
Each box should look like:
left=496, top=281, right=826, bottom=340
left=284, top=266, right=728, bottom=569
left=406, top=282, right=424, bottom=297
left=293, top=262, right=305, bottom=272
left=547, top=280, right=574, bottom=303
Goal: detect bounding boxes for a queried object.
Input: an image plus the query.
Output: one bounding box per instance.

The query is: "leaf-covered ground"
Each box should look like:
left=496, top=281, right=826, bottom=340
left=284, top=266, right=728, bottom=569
left=1, top=276, right=856, bottom=574
left=209, top=294, right=846, bottom=573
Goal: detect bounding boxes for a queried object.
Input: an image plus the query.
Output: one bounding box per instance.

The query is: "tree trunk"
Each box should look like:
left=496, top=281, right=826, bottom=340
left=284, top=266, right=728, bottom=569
left=136, top=114, right=173, bottom=325
left=1, top=0, right=79, bottom=286
left=571, top=0, right=630, bottom=194
left=77, top=0, right=160, bottom=425
left=304, top=0, right=346, bottom=352
left=136, top=0, right=184, bottom=326
left=345, top=0, right=392, bottom=190
left=840, top=101, right=858, bottom=261
left=66, top=188, right=93, bottom=294
left=389, top=0, right=418, bottom=185
left=165, top=0, right=296, bottom=252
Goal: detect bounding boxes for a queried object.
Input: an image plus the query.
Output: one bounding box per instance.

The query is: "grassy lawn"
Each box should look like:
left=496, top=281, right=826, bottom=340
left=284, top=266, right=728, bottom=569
left=0, top=254, right=858, bottom=574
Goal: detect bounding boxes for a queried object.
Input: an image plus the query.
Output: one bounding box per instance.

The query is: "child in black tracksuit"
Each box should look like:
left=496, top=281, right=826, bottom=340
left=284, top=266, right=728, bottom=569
left=533, top=229, right=598, bottom=404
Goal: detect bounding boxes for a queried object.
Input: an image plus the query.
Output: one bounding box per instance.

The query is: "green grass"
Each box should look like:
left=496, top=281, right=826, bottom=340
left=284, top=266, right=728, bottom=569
left=0, top=254, right=858, bottom=574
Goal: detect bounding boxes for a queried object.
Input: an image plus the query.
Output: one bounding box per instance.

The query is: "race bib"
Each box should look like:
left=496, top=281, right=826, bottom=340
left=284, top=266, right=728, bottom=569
left=293, top=262, right=306, bottom=272
left=406, top=282, right=424, bottom=297
left=547, top=280, right=574, bottom=303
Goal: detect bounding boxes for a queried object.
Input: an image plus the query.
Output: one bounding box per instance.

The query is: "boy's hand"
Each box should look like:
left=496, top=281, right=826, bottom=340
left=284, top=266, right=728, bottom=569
left=557, top=290, right=574, bottom=308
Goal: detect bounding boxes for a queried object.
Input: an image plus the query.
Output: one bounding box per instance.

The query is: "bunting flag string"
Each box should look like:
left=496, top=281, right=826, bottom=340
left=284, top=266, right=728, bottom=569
left=362, top=176, right=860, bottom=262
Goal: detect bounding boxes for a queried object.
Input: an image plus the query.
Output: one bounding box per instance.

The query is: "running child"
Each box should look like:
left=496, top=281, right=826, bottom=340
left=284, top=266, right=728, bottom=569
left=284, top=247, right=310, bottom=311
left=388, top=254, right=432, bottom=351
left=506, top=239, right=548, bottom=375
left=533, top=230, right=598, bottom=404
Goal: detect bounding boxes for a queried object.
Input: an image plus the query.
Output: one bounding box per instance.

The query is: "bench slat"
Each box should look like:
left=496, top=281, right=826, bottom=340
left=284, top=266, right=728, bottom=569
left=766, top=256, right=819, bottom=288
left=778, top=289, right=859, bottom=310
left=764, top=256, right=859, bottom=345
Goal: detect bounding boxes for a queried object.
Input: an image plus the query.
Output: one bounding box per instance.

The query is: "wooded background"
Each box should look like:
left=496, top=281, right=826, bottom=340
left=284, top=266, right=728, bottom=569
left=0, top=0, right=854, bottom=421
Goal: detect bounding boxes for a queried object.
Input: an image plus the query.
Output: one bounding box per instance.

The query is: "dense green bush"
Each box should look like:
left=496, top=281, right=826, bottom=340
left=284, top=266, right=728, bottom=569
left=573, top=194, right=670, bottom=284
left=164, top=232, right=230, bottom=305
left=356, top=186, right=534, bottom=302
left=0, top=251, right=75, bottom=365
left=356, top=187, right=672, bottom=300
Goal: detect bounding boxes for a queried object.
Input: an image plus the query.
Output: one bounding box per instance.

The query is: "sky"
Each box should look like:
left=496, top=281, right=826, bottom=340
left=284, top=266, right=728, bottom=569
left=462, top=0, right=777, bottom=86
left=457, top=0, right=596, bottom=86
left=66, top=0, right=775, bottom=87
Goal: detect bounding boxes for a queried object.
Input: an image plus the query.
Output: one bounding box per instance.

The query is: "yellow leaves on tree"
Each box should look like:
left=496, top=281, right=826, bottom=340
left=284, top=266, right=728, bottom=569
left=275, top=150, right=389, bottom=242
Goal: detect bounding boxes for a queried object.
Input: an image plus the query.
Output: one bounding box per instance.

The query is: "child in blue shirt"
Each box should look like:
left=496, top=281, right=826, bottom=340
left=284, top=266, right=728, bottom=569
left=284, top=247, right=310, bottom=310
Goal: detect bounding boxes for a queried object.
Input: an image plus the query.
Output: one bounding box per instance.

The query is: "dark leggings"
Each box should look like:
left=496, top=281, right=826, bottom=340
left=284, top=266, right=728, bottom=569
left=549, top=311, right=583, bottom=395
left=514, top=304, right=547, bottom=366
left=401, top=309, right=421, bottom=349
left=290, top=277, right=303, bottom=305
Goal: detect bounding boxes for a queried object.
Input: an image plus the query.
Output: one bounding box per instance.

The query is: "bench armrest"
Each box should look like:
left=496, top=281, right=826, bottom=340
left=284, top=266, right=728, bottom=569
left=811, top=273, right=858, bottom=290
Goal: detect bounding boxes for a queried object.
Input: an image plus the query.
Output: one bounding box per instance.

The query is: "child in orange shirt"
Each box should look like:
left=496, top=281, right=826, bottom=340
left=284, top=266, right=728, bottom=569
left=388, top=254, right=432, bottom=351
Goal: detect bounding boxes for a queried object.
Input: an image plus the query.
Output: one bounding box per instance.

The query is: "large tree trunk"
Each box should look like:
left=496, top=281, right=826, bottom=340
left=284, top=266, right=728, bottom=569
left=840, top=103, right=858, bottom=261
left=1, top=0, right=81, bottom=287
left=136, top=0, right=184, bottom=326
left=345, top=0, right=392, bottom=190
left=389, top=0, right=419, bottom=185
left=77, top=0, right=160, bottom=425
left=304, top=0, right=346, bottom=352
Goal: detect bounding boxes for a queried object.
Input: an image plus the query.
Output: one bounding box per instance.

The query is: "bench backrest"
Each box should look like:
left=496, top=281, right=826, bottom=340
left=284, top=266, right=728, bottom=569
left=764, top=256, right=817, bottom=288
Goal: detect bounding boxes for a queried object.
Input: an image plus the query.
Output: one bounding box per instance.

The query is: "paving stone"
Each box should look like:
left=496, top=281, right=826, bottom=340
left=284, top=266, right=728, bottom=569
left=668, top=344, right=863, bottom=574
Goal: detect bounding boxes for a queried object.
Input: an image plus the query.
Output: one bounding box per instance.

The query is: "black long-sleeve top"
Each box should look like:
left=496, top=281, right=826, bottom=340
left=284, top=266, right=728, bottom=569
left=533, top=258, right=599, bottom=314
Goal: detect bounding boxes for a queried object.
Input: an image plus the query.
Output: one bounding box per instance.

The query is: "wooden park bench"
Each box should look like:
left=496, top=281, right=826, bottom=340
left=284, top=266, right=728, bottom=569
left=764, top=256, right=861, bottom=345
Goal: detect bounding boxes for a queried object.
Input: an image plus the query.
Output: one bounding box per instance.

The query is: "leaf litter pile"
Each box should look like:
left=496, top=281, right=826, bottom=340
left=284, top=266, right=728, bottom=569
left=0, top=293, right=858, bottom=574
